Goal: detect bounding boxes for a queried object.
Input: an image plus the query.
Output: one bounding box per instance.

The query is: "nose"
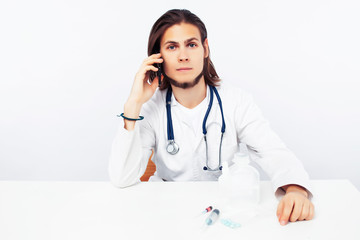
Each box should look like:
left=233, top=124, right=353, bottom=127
left=179, top=57, right=189, bottom=62
left=178, top=48, right=189, bottom=62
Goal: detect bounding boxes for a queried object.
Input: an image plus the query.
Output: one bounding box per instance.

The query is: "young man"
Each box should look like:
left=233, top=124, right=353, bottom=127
left=109, top=9, right=314, bottom=226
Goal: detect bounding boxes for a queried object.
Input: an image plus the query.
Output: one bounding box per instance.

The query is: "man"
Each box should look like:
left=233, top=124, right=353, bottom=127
left=109, top=9, right=314, bottom=226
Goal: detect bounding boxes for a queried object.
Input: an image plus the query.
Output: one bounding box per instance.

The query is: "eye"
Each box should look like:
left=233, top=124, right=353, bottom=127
left=168, top=45, right=176, bottom=50
left=189, top=43, right=197, bottom=48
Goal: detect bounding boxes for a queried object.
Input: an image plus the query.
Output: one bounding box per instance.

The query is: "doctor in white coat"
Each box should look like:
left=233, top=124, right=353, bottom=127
left=108, top=9, right=315, bottom=226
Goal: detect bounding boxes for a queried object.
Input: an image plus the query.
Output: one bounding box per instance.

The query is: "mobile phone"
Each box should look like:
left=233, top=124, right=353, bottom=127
left=156, top=62, right=162, bottom=86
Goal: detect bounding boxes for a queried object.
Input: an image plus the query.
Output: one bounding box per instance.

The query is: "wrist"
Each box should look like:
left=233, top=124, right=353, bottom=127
left=123, top=100, right=143, bottom=131
left=282, top=184, right=308, bottom=198
left=124, top=100, right=142, bottom=117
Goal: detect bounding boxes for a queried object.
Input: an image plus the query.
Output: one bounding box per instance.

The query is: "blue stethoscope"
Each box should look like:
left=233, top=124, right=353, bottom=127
left=165, top=85, right=226, bottom=171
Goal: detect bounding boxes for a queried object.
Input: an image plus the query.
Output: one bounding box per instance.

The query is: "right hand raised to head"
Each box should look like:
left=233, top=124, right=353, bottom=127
left=127, top=53, right=164, bottom=105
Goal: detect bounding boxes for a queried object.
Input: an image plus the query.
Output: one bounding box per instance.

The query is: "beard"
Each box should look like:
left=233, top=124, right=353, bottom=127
left=163, top=70, right=204, bottom=89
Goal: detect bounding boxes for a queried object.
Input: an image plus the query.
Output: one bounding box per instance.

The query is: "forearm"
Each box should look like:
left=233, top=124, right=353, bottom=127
left=108, top=124, right=150, bottom=188
left=123, top=99, right=143, bottom=131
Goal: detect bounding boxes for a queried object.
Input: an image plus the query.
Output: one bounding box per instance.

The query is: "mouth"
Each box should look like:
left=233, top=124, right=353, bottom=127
left=176, top=67, right=193, bottom=72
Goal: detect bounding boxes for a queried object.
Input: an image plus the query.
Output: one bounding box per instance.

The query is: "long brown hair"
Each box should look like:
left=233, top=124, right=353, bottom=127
left=147, top=9, right=221, bottom=90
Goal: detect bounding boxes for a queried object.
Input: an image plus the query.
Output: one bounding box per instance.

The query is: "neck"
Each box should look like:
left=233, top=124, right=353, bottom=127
left=171, top=77, right=207, bottom=109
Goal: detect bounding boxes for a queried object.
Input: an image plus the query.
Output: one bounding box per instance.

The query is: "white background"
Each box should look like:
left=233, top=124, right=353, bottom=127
left=0, top=0, right=359, bottom=190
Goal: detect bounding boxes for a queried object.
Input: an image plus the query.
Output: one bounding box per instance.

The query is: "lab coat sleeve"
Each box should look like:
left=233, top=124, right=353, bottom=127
left=235, top=92, right=313, bottom=199
left=108, top=109, right=155, bottom=188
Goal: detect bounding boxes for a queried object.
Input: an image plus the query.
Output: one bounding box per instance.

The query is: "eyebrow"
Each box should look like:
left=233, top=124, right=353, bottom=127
left=163, top=37, right=200, bottom=45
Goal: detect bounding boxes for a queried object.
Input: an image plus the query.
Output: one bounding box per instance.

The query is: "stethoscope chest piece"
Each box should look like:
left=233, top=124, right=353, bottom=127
left=166, top=140, right=179, bottom=155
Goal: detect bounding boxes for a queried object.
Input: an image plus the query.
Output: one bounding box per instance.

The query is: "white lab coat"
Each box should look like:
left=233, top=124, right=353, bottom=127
left=108, top=82, right=313, bottom=198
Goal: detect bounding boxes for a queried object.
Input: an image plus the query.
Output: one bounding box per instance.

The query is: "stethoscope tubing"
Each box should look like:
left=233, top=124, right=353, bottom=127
left=166, top=85, right=225, bottom=171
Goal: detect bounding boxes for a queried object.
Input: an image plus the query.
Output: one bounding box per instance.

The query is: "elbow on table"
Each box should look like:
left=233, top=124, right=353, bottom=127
left=108, top=171, right=140, bottom=189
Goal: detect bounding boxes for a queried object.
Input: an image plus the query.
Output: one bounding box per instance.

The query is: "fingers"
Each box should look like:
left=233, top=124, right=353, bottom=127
left=143, top=57, right=163, bottom=66
left=277, top=194, right=315, bottom=226
left=278, top=198, right=295, bottom=225
left=138, top=54, right=163, bottom=78
left=276, top=199, right=283, bottom=219
left=143, top=53, right=163, bottom=65
left=148, top=52, right=162, bottom=59
left=298, top=200, right=310, bottom=221
left=305, top=202, right=315, bottom=220
left=289, top=199, right=303, bottom=222
left=143, top=65, right=159, bottom=72
left=129, top=53, right=164, bottom=106
left=292, top=199, right=314, bottom=222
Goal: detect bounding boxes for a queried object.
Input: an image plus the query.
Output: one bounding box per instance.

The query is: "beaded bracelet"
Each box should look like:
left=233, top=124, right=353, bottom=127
left=117, top=113, right=144, bottom=121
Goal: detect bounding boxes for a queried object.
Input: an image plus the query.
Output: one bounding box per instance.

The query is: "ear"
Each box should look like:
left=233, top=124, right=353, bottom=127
left=203, top=38, right=209, bottom=58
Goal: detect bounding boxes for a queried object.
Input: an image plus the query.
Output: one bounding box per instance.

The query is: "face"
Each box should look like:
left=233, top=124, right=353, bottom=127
left=160, top=22, right=209, bottom=89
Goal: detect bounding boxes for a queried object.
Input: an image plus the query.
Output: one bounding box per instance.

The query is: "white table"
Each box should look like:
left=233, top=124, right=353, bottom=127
left=0, top=180, right=359, bottom=240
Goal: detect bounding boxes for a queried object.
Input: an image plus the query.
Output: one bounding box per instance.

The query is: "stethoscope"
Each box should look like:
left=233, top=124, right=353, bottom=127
left=165, top=85, right=226, bottom=171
